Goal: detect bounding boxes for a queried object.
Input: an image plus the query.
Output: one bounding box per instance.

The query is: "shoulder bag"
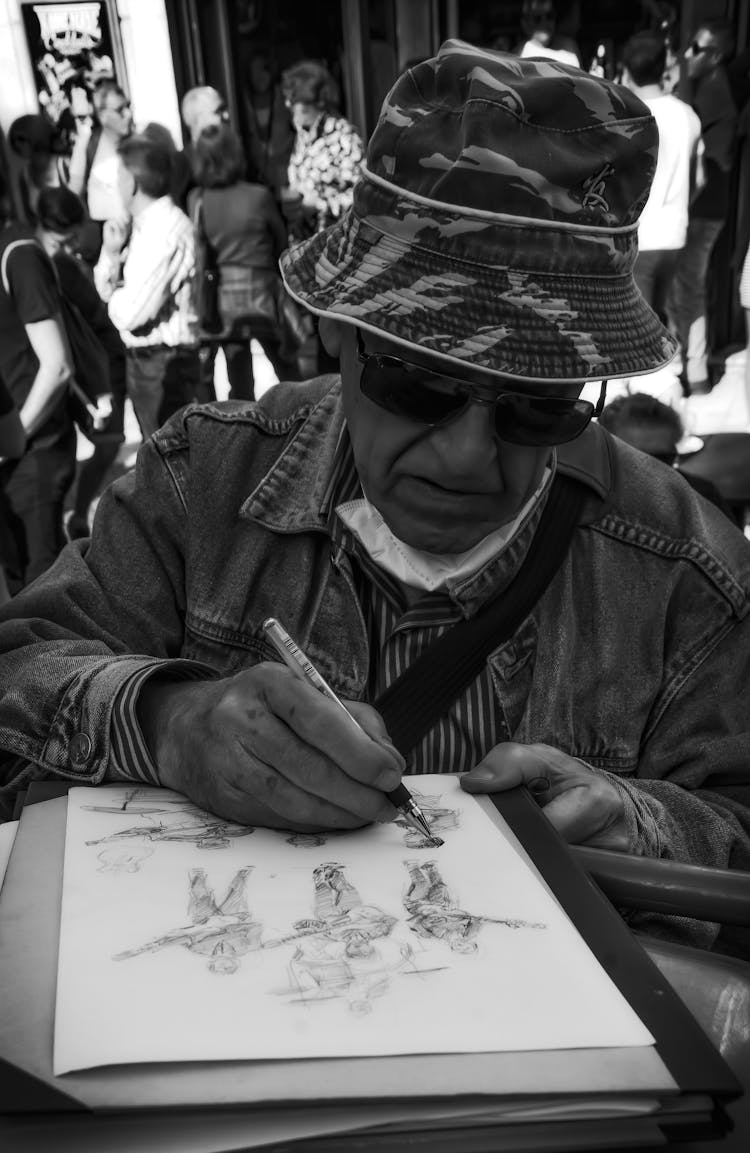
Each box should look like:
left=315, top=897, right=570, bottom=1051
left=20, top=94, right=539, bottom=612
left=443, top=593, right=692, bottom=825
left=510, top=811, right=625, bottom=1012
left=191, top=191, right=222, bottom=336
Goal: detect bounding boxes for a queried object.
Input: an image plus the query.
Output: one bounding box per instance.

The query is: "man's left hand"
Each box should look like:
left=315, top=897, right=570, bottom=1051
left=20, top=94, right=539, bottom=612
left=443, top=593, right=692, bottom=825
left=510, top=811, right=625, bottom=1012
left=461, top=742, right=631, bottom=851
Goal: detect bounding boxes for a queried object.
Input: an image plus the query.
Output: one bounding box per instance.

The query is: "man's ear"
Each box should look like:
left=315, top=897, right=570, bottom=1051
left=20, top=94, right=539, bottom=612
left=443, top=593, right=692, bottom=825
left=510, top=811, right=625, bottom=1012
left=318, top=316, right=346, bottom=357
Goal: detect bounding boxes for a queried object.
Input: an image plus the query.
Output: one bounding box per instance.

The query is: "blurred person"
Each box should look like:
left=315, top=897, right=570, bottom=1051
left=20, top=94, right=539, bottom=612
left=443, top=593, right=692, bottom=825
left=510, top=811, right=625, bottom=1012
left=241, top=48, right=294, bottom=196
left=180, top=87, right=228, bottom=146
left=280, top=60, right=363, bottom=241
left=281, top=60, right=363, bottom=373
left=667, top=21, right=738, bottom=395
left=738, top=239, right=750, bottom=428
left=35, top=186, right=127, bottom=540
left=94, top=134, right=198, bottom=441
left=8, top=115, right=68, bottom=221
left=0, top=170, right=75, bottom=591
left=516, top=1, right=580, bottom=68
left=67, top=79, right=133, bottom=265
left=621, top=32, right=701, bottom=322
left=598, top=392, right=741, bottom=526
left=0, top=379, right=25, bottom=606
left=189, top=121, right=300, bottom=401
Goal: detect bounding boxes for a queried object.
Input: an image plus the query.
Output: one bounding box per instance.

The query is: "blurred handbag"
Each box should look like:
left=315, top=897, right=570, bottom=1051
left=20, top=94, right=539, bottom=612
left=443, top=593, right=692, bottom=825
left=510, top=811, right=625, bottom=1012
left=192, top=192, right=222, bottom=336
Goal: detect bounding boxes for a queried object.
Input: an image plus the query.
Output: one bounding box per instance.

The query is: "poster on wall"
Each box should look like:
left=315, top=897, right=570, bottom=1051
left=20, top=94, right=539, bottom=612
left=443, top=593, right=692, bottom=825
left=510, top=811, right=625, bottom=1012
left=21, top=2, right=119, bottom=141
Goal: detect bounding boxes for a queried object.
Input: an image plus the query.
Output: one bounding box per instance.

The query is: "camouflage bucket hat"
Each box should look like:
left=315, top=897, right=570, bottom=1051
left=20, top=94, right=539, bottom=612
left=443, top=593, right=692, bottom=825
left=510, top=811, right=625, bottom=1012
left=281, top=40, right=678, bottom=385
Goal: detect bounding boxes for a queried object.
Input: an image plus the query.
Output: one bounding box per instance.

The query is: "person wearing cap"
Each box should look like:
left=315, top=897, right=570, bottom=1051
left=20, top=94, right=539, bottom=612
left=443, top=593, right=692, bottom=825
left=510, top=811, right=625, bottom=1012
left=0, top=43, right=749, bottom=956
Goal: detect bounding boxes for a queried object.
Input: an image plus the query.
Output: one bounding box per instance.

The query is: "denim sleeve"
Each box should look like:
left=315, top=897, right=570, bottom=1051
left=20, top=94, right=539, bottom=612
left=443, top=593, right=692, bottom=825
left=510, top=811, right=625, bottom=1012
left=600, top=613, right=750, bottom=951
left=0, top=432, right=212, bottom=815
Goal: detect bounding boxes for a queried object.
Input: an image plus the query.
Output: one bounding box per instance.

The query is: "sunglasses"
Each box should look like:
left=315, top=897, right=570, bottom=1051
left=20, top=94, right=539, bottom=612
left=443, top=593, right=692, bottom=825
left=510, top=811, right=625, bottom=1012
left=356, top=332, right=607, bottom=447
left=689, top=41, right=711, bottom=56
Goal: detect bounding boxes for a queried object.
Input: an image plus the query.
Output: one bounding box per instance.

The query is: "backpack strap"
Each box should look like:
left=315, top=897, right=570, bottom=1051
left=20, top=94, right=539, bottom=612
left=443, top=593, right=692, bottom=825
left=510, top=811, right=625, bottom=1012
left=373, top=472, right=587, bottom=757
left=0, top=238, right=43, bottom=296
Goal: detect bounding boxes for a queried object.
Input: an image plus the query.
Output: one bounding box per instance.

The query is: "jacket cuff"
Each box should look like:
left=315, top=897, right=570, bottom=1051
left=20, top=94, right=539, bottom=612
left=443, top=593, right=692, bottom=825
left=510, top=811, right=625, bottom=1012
left=607, top=773, right=662, bottom=858
left=39, top=657, right=218, bottom=786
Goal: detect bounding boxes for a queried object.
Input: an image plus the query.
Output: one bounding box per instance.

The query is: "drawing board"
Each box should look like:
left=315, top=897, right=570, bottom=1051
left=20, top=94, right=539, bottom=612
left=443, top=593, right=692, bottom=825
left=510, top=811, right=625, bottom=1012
left=54, top=779, right=654, bottom=1074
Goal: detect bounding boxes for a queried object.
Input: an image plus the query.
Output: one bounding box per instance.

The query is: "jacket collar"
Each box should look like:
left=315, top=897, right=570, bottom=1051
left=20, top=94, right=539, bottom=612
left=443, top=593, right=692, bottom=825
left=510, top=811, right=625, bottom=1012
left=241, top=378, right=614, bottom=533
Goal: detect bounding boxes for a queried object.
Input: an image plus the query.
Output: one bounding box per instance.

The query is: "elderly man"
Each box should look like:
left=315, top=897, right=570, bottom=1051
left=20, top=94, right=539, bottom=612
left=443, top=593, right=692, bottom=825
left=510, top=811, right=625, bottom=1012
left=180, top=86, right=228, bottom=145
left=1, top=43, right=749, bottom=957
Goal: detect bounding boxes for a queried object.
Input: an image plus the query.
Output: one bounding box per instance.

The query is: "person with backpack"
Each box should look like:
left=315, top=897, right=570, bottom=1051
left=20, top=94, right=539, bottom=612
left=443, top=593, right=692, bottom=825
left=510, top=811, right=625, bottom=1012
left=34, top=186, right=127, bottom=540
left=0, top=171, right=75, bottom=591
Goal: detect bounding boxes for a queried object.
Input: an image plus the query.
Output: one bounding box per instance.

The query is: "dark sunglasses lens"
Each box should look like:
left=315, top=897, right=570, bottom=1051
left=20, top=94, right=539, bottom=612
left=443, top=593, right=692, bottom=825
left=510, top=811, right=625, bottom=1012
left=494, top=394, right=594, bottom=445
left=361, top=359, right=466, bottom=423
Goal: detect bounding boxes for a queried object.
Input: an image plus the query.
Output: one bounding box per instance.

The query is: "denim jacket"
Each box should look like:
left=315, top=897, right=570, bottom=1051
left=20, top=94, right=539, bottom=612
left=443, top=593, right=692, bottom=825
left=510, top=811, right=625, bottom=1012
left=1, top=377, right=749, bottom=951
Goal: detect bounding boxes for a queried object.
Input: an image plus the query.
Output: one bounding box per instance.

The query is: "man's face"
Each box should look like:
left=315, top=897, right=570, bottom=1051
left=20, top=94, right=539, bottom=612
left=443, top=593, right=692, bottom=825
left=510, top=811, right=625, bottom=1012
left=684, top=27, right=721, bottom=81
left=189, top=91, right=227, bottom=141
left=100, top=91, right=133, bottom=139
left=338, top=327, right=577, bottom=555
left=38, top=226, right=75, bottom=257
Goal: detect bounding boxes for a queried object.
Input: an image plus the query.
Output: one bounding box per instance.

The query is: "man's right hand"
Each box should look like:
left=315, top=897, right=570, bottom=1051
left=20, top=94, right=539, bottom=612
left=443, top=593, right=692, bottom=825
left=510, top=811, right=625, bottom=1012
left=136, top=664, right=405, bottom=831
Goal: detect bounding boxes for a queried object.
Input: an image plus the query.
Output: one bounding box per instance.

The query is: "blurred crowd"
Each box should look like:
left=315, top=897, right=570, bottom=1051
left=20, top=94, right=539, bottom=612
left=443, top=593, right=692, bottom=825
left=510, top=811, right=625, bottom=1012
left=2, top=0, right=750, bottom=605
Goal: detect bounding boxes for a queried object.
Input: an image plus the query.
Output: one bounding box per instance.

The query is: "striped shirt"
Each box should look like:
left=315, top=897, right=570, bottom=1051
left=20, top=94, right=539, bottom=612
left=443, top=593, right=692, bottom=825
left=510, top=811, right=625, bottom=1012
left=108, top=432, right=551, bottom=782
left=94, top=196, right=197, bottom=349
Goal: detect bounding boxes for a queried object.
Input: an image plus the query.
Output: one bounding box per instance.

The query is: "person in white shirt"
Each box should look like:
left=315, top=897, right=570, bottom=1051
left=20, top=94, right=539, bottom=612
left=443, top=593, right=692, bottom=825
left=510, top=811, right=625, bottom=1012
left=621, top=32, right=702, bottom=325
left=94, top=135, right=198, bottom=440
left=68, top=80, right=133, bottom=264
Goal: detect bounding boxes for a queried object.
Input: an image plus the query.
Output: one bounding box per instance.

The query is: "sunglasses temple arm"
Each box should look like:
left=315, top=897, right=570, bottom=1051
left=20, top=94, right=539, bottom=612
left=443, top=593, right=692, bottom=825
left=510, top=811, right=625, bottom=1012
left=594, top=380, right=608, bottom=417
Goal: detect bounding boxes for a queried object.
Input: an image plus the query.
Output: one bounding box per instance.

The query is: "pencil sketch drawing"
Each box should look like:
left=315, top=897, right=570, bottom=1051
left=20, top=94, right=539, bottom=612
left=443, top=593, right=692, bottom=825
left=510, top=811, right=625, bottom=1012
left=96, top=846, right=153, bottom=873
left=82, top=787, right=195, bottom=815
left=86, top=812, right=255, bottom=850
left=114, top=867, right=261, bottom=973
left=403, top=859, right=547, bottom=951
left=265, top=862, right=444, bottom=1014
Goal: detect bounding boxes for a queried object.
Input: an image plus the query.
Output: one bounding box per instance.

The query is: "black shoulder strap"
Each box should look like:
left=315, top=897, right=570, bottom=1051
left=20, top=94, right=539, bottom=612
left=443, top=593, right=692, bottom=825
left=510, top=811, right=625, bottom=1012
left=374, top=473, right=587, bottom=757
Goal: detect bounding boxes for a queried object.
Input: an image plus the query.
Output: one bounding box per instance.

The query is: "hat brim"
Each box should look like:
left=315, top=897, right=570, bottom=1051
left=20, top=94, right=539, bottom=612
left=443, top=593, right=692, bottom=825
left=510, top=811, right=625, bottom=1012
left=281, top=214, right=679, bottom=386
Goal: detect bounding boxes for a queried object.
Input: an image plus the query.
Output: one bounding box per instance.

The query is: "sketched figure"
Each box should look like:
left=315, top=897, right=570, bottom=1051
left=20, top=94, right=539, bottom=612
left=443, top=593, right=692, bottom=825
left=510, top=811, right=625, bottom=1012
left=403, top=860, right=545, bottom=953
left=96, top=846, right=153, bottom=873
left=86, top=814, right=255, bottom=850
left=113, top=867, right=262, bottom=974
left=286, top=903, right=411, bottom=1014
left=394, top=790, right=459, bottom=848
left=83, top=787, right=196, bottom=816
left=286, top=832, right=327, bottom=848
left=265, top=862, right=427, bottom=1013
left=312, top=861, right=362, bottom=920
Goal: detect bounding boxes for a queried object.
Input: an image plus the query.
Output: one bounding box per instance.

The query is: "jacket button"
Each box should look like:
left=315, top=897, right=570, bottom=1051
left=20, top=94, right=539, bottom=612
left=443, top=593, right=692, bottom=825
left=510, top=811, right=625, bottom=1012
left=69, top=733, right=93, bottom=767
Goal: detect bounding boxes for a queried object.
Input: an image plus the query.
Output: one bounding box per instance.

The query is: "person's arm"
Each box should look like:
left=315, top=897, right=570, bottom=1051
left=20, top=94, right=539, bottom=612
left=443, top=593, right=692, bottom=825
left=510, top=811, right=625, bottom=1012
left=18, top=315, right=72, bottom=438
left=93, top=218, right=127, bottom=304
left=67, top=116, right=93, bottom=196
left=105, top=219, right=193, bottom=334
left=462, top=614, right=750, bottom=944
left=0, top=429, right=404, bottom=830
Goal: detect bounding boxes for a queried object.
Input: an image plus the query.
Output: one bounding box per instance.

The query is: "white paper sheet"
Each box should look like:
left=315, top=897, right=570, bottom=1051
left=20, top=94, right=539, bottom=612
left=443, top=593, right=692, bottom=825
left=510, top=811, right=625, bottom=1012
left=54, top=780, right=653, bottom=1074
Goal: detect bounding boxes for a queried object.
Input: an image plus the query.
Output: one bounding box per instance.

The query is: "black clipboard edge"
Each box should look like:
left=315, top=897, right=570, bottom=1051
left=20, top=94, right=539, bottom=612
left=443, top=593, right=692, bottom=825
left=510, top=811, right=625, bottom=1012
left=0, top=1056, right=89, bottom=1114
left=489, top=787, right=741, bottom=1103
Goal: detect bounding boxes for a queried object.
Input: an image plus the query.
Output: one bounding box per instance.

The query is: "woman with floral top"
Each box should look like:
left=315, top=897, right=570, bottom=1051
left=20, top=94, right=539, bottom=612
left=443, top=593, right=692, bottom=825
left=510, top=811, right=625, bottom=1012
left=280, top=61, right=363, bottom=242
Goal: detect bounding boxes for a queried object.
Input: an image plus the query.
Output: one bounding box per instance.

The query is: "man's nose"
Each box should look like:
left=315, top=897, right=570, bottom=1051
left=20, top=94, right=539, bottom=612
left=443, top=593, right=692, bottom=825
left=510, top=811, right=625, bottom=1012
left=431, top=400, right=498, bottom=463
